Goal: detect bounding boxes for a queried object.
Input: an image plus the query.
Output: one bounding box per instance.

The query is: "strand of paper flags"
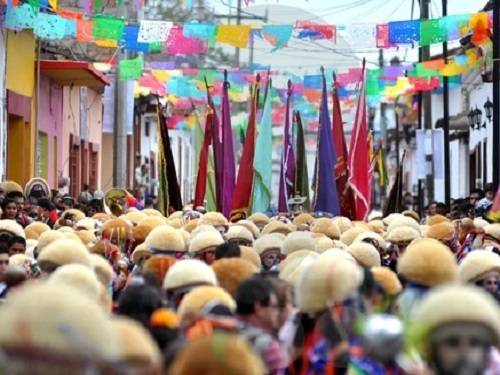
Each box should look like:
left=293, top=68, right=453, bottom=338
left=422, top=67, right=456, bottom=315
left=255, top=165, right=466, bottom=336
left=1, top=2, right=493, bottom=55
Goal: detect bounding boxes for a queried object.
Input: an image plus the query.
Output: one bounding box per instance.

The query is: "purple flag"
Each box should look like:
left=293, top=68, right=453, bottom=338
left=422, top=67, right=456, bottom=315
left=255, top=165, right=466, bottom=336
left=312, top=69, right=340, bottom=215
left=220, top=71, right=236, bottom=217
left=278, top=80, right=296, bottom=212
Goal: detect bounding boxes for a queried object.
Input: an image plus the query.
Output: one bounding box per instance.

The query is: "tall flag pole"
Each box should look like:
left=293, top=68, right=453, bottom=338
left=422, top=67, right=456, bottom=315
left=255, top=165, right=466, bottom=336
left=220, top=70, right=236, bottom=218
left=348, top=59, right=372, bottom=220
left=278, top=80, right=296, bottom=213
left=312, top=66, right=341, bottom=215
left=251, top=76, right=273, bottom=214
left=294, top=111, right=310, bottom=211
left=231, top=74, right=261, bottom=220
left=205, top=77, right=224, bottom=213
left=194, top=87, right=217, bottom=211
left=156, top=100, right=183, bottom=214
left=332, top=72, right=356, bottom=219
left=383, top=150, right=406, bottom=216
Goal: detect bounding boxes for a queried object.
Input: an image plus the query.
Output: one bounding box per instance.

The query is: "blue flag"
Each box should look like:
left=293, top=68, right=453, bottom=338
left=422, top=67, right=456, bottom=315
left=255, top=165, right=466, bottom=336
left=312, top=72, right=340, bottom=215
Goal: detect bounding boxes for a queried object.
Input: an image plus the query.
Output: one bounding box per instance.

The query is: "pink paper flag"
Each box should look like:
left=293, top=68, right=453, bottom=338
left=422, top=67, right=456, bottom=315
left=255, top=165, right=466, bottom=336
left=376, top=24, right=390, bottom=48
left=166, top=26, right=207, bottom=55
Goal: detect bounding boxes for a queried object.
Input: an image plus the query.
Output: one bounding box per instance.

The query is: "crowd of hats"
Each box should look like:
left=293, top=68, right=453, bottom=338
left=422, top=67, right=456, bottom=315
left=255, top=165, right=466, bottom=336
left=0, top=192, right=498, bottom=373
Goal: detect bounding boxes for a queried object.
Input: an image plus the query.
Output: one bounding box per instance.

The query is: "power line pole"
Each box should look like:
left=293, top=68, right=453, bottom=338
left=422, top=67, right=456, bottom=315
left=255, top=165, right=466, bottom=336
left=113, top=3, right=129, bottom=188
left=419, top=0, right=434, bottom=204
left=493, top=0, right=500, bottom=188
left=442, top=0, right=450, bottom=205
left=235, top=0, right=242, bottom=66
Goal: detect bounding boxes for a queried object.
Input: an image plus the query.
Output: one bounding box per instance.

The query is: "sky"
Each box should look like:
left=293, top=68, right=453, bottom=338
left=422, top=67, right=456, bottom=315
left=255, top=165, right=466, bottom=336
left=206, top=0, right=487, bottom=73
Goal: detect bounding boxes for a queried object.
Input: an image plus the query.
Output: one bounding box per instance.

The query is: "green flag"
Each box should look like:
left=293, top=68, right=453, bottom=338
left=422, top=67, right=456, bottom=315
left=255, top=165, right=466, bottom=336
left=251, top=79, right=273, bottom=214
left=294, top=111, right=310, bottom=211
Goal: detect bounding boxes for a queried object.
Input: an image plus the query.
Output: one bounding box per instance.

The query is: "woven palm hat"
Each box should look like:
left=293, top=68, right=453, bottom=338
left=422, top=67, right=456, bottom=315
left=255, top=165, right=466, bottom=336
left=425, top=222, right=455, bottom=241
left=282, top=231, right=317, bottom=255
left=387, top=216, right=421, bottom=234
left=296, top=257, right=363, bottom=314
left=183, top=218, right=200, bottom=233
left=310, top=218, right=341, bottom=240
left=411, top=285, right=500, bottom=355
left=101, top=218, right=133, bottom=241
left=397, top=238, right=458, bottom=287
left=485, top=223, right=500, bottom=241
left=458, top=250, right=500, bottom=283
left=131, top=243, right=152, bottom=265
left=279, top=252, right=318, bottom=287
left=89, top=253, right=113, bottom=286
left=353, top=231, right=387, bottom=250
left=339, top=226, right=367, bottom=246
left=198, top=212, right=228, bottom=228
left=253, top=234, right=283, bottom=256
left=177, top=285, right=236, bottom=319
left=426, top=214, right=450, bottom=226
left=170, top=333, right=265, bottom=375
left=239, top=246, right=262, bottom=269
left=124, top=210, right=147, bottom=226
left=211, top=258, right=258, bottom=296
left=315, top=235, right=334, bottom=253
left=38, top=238, right=92, bottom=270
left=189, top=230, right=225, bottom=254
left=292, top=213, right=315, bottom=226
left=0, top=219, right=25, bottom=239
left=48, top=264, right=101, bottom=302
left=247, top=212, right=270, bottom=227
left=386, top=226, right=421, bottom=243
left=332, top=216, right=353, bottom=234
left=261, top=220, right=292, bottom=236
left=24, top=222, right=50, bottom=240
left=0, top=283, right=120, bottom=359
left=371, top=266, right=402, bottom=295
left=163, top=259, right=217, bottom=292
left=225, top=225, right=254, bottom=244
left=145, top=225, right=185, bottom=254
left=143, top=255, right=177, bottom=284
left=367, top=220, right=385, bottom=234
left=143, top=208, right=163, bottom=217
left=347, top=242, right=381, bottom=268
left=0, top=180, right=23, bottom=194
left=235, top=220, right=260, bottom=239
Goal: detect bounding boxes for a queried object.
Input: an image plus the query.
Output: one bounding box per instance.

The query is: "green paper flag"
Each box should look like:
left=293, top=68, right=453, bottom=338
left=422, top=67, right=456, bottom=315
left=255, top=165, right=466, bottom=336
left=420, top=19, right=447, bottom=46
left=93, top=15, right=124, bottom=41
left=366, top=69, right=382, bottom=96
left=119, top=56, right=144, bottom=80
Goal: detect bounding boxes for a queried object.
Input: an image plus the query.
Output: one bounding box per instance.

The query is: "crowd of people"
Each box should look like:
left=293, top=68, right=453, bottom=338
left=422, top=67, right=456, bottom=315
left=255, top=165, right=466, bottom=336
left=0, top=177, right=498, bottom=374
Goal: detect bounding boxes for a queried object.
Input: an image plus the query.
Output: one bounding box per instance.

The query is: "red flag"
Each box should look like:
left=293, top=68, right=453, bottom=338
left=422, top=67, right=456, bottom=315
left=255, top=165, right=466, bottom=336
left=230, top=75, right=260, bottom=221
left=348, top=63, right=372, bottom=220
left=332, top=75, right=356, bottom=219
left=194, top=105, right=214, bottom=208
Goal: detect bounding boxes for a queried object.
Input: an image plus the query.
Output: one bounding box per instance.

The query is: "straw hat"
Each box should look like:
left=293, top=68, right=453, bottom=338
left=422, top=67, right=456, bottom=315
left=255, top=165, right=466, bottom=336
left=397, top=238, right=458, bottom=287
left=332, top=216, right=353, bottom=233
left=458, top=250, right=500, bottom=283
left=347, top=242, right=381, bottom=268
left=282, top=231, right=317, bottom=255
left=211, top=258, right=258, bottom=296
left=38, top=238, right=92, bottom=271
left=177, top=286, right=236, bottom=319
left=189, top=231, right=225, bottom=254
left=48, top=264, right=101, bottom=302
left=163, top=259, right=217, bottom=292
left=426, top=214, right=450, bottom=226
left=371, top=267, right=402, bottom=295
left=310, top=218, right=340, bottom=240
left=145, top=225, right=185, bottom=254
left=253, top=234, right=283, bottom=256
left=339, top=226, right=367, bottom=246
left=199, top=212, right=228, bottom=228
left=239, top=246, right=262, bottom=269
left=425, top=222, right=455, bottom=241
left=0, top=220, right=25, bottom=238
left=295, top=257, right=363, bottom=314
left=24, top=222, right=50, bottom=240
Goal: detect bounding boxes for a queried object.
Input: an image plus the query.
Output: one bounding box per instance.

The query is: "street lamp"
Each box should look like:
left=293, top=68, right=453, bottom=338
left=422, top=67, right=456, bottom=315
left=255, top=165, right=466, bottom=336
left=468, top=109, right=476, bottom=129
left=484, top=97, right=494, bottom=122
left=474, top=106, right=483, bottom=129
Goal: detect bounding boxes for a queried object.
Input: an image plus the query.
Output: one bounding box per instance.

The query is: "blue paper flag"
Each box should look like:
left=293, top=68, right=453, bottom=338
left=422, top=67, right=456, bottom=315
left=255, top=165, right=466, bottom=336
left=5, top=4, right=36, bottom=31
left=262, top=24, right=293, bottom=51
left=388, top=20, right=420, bottom=44
left=34, top=13, right=66, bottom=39
left=64, top=19, right=76, bottom=37
left=304, top=75, right=322, bottom=89
left=123, top=25, right=150, bottom=52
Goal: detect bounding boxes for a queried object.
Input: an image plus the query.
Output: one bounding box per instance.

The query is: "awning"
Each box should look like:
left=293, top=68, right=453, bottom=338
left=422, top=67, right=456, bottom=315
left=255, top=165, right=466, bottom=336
left=39, top=60, right=111, bottom=91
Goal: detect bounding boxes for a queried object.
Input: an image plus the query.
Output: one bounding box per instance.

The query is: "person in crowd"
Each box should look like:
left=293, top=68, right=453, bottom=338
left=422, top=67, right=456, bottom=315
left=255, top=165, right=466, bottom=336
left=0, top=245, right=9, bottom=295
left=1, top=198, right=18, bottom=221
left=36, top=198, right=58, bottom=228
left=214, top=242, right=241, bottom=260
left=235, top=275, right=289, bottom=374
left=6, top=236, right=26, bottom=256
left=78, top=184, right=93, bottom=205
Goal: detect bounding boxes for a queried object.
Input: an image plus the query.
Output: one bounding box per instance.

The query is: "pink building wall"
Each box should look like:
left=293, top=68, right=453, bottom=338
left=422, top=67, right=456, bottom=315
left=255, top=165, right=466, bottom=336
left=61, top=85, right=103, bottom=193
left=38, top=75, right=63, bottom=187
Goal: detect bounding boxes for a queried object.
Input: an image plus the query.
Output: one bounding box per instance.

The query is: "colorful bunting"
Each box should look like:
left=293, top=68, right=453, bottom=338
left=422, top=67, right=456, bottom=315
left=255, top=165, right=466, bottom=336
left=119, top=56, right=144, bottom=80
left=123, top=24, right=150, bottom=52
left=92, top=15, right=124, bottom=41
left=166, top=26, right=207, bottom=55
left=216, top=24, right=251, bottom=48
left=138, top=20, right=172, bottom=43
left=34, top=12, right=66, bottom=39
left=262, top=24, right=293, bottom=51
left=388, top=20, right=420, bottom=44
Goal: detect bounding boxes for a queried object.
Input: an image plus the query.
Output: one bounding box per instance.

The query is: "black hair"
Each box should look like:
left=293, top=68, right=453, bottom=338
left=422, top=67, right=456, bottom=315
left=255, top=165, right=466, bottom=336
left=117, top=283, right=163, bottom=327
left=235, top=275, right=275, bottom=316
left=37, top=198, right=54, bottom=211
left=5, top=191, right=24, bottom=200
left=471, top=189, right=485, bottom=198
left=1, top=198, right=17, bottom=211
left=435, top=202, right=448, bottom=214
left=485, top=183, right=496, bottom=194
left=7, top=236, right=26, bottom=249
left=0, top=242, right=8, bottom=255
left=214, top=242, right=241, bottom=260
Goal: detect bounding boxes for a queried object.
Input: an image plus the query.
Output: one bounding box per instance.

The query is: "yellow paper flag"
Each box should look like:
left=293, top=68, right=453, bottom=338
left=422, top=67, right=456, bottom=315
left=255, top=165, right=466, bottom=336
left=441, top=61, right=468, bottom=76
left=95, top=39, right=117, bottom=48
left=216, top=25, right=251, bottom=48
